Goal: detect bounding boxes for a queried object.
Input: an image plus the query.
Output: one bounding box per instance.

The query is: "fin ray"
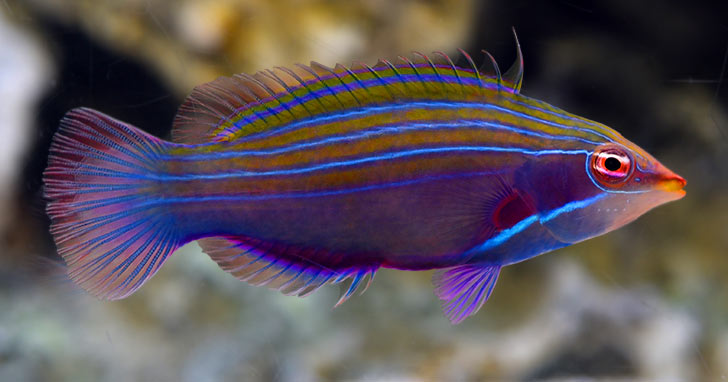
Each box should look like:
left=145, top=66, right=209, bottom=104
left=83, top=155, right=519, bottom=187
left=44, top=108, right=180, bottom=299
left=502, top=27, right=524, bottom=93
left=199, top=236, right=379, bottom=304
left=433, top=264, right=501, bottom=324
left=171, top=47, right=524, bottom=144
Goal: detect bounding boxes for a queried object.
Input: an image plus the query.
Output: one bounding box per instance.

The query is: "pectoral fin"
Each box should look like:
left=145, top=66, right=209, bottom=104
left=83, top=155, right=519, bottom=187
left=432, top=264, right=501, bottom=324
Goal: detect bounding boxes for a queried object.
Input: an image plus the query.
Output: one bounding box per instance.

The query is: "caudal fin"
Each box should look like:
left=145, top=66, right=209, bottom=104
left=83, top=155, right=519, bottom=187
left=43, top=108, right=179, bottom=300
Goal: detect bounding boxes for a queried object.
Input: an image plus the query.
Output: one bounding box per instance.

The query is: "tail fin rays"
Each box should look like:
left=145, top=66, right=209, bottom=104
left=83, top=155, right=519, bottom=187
left=43, top=108, right=179, bottom=300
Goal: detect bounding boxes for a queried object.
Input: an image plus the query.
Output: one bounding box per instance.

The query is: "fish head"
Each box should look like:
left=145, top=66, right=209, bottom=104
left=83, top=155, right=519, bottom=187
left=586, top=140, right=685, bottom=224
left=526, top=133, right=686, bottom=245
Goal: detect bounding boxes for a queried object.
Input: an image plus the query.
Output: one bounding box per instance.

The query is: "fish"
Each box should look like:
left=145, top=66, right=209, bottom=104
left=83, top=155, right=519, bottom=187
left=43, top=31, right=686, bottom=324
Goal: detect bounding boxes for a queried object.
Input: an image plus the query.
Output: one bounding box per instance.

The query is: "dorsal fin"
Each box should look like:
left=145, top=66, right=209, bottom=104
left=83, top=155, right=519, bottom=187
left=172, top=43, right=526, bottom=145
left=502, top=27, right=524, bottom=94
left=480, top=49, right=502, bottom=90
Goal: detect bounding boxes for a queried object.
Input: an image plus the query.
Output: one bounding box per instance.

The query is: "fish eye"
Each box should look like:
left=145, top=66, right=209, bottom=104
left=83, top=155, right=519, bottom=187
left=590, top=145, right=633, bottom=185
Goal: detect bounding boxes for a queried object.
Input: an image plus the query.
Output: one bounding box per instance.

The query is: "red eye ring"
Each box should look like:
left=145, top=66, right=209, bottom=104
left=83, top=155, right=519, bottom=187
left=590, top=145, right=633, bottom=185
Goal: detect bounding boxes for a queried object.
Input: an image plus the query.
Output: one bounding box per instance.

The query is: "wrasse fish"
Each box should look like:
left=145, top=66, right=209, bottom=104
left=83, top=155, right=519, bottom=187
left=43, top=32, right=686, bottom=324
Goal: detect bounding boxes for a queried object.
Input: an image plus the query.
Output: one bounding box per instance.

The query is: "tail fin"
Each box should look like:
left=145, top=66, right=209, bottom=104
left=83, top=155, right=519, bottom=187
left=43, top=108, right=179, bottom=300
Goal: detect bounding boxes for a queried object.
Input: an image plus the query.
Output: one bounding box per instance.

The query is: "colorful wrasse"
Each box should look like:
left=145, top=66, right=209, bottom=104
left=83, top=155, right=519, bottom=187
left=43, top=33, right=686, bottom=324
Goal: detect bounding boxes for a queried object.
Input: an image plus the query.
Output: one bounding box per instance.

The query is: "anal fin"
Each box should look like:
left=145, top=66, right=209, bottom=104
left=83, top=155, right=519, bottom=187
left=432, top=264, right=501, bottom=324
left=199, top=236, right=378, bottom=305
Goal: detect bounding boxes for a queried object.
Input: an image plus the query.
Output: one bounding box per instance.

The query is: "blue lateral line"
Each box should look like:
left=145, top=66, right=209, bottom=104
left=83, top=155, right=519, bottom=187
left=147, top=146, right=590, bottom=181
left=164, top=119, right=601, bottom=161
left=139, top=170, right=505, bottom=205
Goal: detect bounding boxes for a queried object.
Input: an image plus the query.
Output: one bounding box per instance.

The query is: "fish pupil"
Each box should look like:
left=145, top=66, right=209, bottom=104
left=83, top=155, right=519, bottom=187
left=605, top=157, right=622, bottom=171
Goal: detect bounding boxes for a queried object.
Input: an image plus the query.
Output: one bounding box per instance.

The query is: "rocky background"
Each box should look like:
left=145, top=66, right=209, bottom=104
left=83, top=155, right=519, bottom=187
left=1, top=0, right=727, bottom=380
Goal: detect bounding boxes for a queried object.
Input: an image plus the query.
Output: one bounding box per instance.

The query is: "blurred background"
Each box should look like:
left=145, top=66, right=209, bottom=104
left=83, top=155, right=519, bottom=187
left=1, top=0, right=727, bottom=380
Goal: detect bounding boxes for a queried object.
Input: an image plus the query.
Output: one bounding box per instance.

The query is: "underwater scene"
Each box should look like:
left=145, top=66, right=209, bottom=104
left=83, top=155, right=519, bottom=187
left=1, top=0, right=726, bottom=380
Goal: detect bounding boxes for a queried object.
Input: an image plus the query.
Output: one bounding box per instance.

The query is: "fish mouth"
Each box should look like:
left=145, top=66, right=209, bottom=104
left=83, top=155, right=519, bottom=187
left=658, top=172, right=687, bottom=197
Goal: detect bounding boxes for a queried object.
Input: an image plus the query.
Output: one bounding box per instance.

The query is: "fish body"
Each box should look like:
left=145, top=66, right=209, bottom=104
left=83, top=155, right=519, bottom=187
left=44, top=36, right=686, bottom=323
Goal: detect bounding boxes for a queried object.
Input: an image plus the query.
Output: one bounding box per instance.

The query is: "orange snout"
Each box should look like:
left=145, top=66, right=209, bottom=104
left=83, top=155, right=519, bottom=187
left=656, top=165, right=687, bottom=195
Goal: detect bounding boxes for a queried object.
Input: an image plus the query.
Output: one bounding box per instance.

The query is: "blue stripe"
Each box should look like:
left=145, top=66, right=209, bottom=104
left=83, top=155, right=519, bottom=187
left=219, top=101, right=613, bottom=144
left=164, top=119, right=601, bottom=162
left=507, top=97, right=647, bottom=162
left=141, top=170, right=505, bottom=205
left=468, top=193, right=607, bottom=253
left=220, top=73, right=490, bottom=131
left=473, top=215, right=540, bottom=252
left=150, top=146, right=589, bottom=181
left=507, top=98, right=605, bottom=129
